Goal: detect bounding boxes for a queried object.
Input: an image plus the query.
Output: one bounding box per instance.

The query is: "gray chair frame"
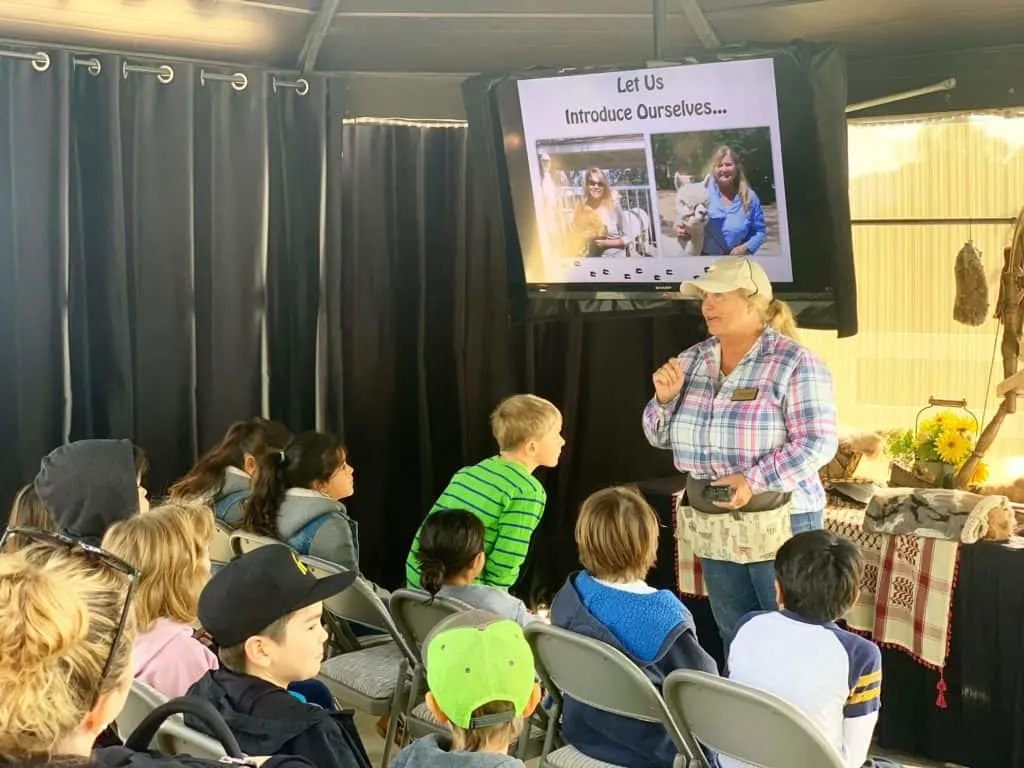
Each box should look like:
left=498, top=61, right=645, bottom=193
left=209, top=519, right=235, bottom=565
left=227, top=529, right=279, bottom=558
left=525, top=622, right=709, bottom=768
left=388, top=588, right=474, bottom=743
left=305, top=556, right=414, bottom=768
left=663, top=670, right=845, bottom=768
left=116, top=681, right=226, bottom=760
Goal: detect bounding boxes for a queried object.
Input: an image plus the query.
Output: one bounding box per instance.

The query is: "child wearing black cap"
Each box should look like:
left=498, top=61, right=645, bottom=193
left=185, top=544, right=370, bottom=768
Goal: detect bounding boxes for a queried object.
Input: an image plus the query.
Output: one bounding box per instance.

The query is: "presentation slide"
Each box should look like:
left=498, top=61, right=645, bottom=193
left=517, top=58, right=792, bottom=287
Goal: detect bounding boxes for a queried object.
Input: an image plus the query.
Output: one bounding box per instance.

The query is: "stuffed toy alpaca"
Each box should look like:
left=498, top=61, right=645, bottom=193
left=820, top=432, right=885, bottom=484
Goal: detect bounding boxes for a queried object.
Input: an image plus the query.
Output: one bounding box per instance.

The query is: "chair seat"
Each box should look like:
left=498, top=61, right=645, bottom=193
left=546, top=746, right=624, bottom=768
left=320, top=641, right=404, bottom=699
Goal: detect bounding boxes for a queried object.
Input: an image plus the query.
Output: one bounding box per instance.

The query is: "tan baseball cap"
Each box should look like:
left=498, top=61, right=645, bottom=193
left=679, top=256, right=773, bottom=301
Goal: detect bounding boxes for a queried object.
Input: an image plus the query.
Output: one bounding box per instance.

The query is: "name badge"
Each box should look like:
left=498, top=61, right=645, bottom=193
left=731, top=387, right=759, bottom=402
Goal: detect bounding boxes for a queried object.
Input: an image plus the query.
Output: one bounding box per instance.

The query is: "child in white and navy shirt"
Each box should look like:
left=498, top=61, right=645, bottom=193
left=722, top=530, right=900, bottom=768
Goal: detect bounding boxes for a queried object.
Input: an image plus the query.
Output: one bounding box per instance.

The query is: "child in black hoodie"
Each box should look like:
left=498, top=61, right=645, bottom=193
left=186, top=544, right=370, bottom=768
left=33, top=438, right=150, bottom=544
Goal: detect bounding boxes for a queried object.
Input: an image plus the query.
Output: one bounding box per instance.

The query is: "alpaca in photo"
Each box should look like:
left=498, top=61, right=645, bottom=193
left=674, top=177, right=710, bottom=256
left=623, top=207, right=653, bottom=257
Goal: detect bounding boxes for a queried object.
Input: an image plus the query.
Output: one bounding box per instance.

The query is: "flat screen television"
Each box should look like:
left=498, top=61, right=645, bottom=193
left=480, top=46, right=856, bottom=332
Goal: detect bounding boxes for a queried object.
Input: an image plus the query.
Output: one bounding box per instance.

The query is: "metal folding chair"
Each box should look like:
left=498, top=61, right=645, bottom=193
left=663, top=669, right=845, bottom=768
left=525, top=622, right=709, bottom=768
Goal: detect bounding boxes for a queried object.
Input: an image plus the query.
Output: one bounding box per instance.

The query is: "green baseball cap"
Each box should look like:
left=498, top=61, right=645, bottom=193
left=424, top=609, right=536, bottom=730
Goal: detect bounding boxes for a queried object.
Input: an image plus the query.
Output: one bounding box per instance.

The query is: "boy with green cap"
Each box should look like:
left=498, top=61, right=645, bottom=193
left=393, top=609, right=542, bottom=767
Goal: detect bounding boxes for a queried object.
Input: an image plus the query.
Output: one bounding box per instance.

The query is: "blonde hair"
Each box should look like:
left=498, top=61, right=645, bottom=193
left=579, top=167, right=617, bottom=210
left=706, top=146, right=752, bottom=214
left=748, top=294, right=800, bottom=342
left=102, top=502, right=214, bottom=632
left=576, top=486, right=659, bottom=582
left=449, top=700, right=521, bottom=752
left=0, top=543, right=135, bottom=759
left=4, top=485, right=54, bottom=552
left=490, top=394, right=561, bottom=452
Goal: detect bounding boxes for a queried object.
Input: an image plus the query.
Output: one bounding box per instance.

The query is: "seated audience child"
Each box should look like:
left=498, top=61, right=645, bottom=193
left=723, top=530, right=897, bottom=768
left=552, top=486, right=719, bottom=768
left=169, top=418, right=293, bottom=527
left=0, top=529, right=314, bottom=768
left=102, top=502, right=217, bottom=698
left=392, top=609, right=542, bottom=767
left=241, top=431, right=360, bottom=573
left=415, top=509, right=537, bottom=627
left=33, top=438, right=150, bottom=544
left=186, top=544, right=371, bottom=768
left=406, top=394, right=564, bottom=590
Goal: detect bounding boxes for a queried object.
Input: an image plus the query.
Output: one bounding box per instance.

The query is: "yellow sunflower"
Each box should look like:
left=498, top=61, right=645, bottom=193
left=971, top=461, right=991, bottom=485
left=953, top=415, right=977, bottom=434
left=935, top=427, right=971, bottom=465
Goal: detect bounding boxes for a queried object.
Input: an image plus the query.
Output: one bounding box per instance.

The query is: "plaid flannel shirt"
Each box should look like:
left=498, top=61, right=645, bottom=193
left=642, top=329, right=838, bottom=514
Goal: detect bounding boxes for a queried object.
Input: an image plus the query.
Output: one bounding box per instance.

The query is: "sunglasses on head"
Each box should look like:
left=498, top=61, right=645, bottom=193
left=1, top=526, right=140, bottom=703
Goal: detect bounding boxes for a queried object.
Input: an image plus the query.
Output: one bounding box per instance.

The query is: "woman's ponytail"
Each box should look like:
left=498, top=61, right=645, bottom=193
left=766, top=298, right=800, bottom=341
left=243, top=450, right=288, bottom=537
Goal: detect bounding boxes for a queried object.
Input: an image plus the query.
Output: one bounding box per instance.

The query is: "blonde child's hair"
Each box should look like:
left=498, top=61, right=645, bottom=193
left=102, top=502, right=214, bottom=632
left=490, top=394, right=561, bottom=452
left=0, top=543, right=136, bottom=758
left=576, top=486, right=659, bottom=583
left=448, top=700, right=522, bottom=752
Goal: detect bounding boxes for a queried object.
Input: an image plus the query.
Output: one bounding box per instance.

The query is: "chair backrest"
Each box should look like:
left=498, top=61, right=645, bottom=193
left=525, top=622, right=705, bottom=765
left=663, top=670, right=845, bottom=768
left=158, top=717, right=229, bottom=761
left=117, top=680, right=170, bottom=741
left=228, top=529, right=279, bottom=558
left=209, top=520, right=235, bottom=564
left=388, top=588, right=472, bottom=662
left=298, top=554, right=411, bottom=654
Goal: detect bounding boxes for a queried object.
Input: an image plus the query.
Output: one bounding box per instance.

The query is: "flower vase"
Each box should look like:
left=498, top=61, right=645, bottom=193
left=915, top=460, right=956, bottom=489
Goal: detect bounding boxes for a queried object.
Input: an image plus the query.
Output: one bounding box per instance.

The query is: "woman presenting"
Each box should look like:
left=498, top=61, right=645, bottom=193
left=642, top=256, right=838, bottom=647
left=677, top=146, right=767, bottom=256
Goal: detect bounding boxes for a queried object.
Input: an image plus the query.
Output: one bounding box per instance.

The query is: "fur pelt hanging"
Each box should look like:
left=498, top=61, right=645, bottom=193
left=953, top=240, right=990, bottom=326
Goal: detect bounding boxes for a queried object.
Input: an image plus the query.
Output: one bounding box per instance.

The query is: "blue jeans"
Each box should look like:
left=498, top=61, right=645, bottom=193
left=700, top=510, right=823, bottom=651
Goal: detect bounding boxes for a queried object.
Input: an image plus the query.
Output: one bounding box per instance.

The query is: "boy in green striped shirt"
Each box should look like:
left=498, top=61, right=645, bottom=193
left=406, top=394, right=564, bottom=590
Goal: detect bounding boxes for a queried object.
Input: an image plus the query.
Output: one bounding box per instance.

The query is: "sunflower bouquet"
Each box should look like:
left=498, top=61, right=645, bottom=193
left=885, top=409, right=990, bottom=488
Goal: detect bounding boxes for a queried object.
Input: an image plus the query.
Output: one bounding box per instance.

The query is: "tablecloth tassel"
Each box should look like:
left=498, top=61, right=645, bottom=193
left=936, top=671, right=948, bottom=709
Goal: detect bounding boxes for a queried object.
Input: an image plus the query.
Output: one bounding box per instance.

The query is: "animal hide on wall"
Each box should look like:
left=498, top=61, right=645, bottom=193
left=953, top=240, right=990, bottom=326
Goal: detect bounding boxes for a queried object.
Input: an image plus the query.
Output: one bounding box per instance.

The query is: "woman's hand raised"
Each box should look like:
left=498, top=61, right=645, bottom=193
left=653, top=358, right=685, bottom=405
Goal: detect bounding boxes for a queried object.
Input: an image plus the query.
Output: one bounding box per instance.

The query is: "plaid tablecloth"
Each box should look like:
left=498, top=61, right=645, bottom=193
left=674, top=496, right=961, bottom=672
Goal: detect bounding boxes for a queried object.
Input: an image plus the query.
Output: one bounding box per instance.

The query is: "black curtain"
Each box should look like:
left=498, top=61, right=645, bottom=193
left=0, top=54, right=68, bottom=509
left=336, top=121, right=703, bottom=596
left=1, top=52, right=344, bottom=506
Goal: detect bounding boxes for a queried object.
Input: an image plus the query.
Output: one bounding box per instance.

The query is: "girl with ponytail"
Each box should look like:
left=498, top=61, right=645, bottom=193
left=242, top=431, right=360, bottom=574
left=414, top=509, right=536, bottom=627
left=169, top=418, right=293, bottom=527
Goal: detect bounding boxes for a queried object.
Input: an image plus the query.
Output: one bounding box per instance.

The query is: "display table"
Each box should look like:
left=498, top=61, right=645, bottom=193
left=636, top=478, right=1024, bottom=768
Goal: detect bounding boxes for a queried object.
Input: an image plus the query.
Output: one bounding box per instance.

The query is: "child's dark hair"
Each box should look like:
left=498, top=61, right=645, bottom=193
left=775, top=530, right=861, bottom=623
left=415, top=510, right=485, bottom=596
left=243, top=431, right=346, bottom=537
left=133, top=445, right=150, bottom=483
left=169, top=418, right=293, bottom=500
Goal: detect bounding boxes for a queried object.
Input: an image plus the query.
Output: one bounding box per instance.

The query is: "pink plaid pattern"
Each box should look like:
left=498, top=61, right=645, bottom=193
left=675, top=498, right=959, bottom=670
